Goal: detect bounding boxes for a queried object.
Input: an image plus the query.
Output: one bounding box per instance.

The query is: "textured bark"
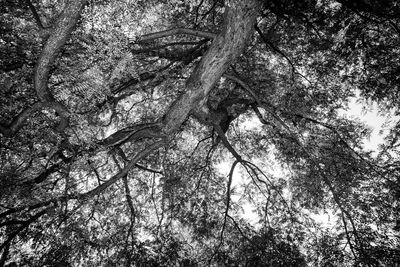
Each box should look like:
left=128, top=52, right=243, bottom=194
left=33, top=0, right=86, bottom=132
left=34, top=0, right=87, bottom=102
left=138, top=28, right=216, bottom=42
left=0, top=0, right=87, bottom=136
left=162, top=0, right=260, bottom=135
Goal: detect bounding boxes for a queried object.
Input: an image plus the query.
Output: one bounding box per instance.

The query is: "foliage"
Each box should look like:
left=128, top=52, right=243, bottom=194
left=1, top=0, right=399, bottom=266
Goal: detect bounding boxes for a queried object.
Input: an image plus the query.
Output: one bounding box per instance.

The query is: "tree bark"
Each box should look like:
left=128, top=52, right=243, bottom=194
left=162, top=0, right=260, bottom=135
left=0, top=0, right=87, bottom=137
left=34, top=0, right=87, bottom=102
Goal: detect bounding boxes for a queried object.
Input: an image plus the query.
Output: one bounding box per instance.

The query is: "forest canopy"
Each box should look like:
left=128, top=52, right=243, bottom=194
left=1, top=0, right=400, bottom=266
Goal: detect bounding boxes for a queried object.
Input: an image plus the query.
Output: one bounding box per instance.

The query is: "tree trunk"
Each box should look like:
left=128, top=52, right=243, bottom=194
left=162, top=0, right=260, bottom=134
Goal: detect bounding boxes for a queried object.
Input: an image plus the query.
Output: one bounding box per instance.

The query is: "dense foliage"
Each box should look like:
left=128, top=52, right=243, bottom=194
left=1, top=0, right=399, bottom=266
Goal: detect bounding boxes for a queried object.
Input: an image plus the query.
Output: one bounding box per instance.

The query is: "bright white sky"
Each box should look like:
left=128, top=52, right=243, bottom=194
left=340, top=97, right=399, bottom=153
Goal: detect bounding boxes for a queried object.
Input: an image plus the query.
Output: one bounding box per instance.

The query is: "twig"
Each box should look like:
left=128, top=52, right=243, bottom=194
left=194, top=0, right=206, bottom=26
left=255, top=24, right=296, bottom=81
left=113, top=154, right=136, bottom=223
left=25, top=0, right=45, bottom=29
left=224, top=73, right=292, bottom=134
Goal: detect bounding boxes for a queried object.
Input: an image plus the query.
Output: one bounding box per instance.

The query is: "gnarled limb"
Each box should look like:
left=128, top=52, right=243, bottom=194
left=33, top=0, right=86, bottom=132
left=34, top=0, right=87, bottom=102
left=161, top=0, right=260, bottom=135
left=0, top=0, right=87, bottom=136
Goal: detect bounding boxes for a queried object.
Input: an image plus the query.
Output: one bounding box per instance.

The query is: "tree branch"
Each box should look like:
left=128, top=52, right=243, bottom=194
left=123, top=174, right=136, bottom=223
left=0, top=208, right=49, bottom=253
left=0, top=102, right=42, bottom=136
left=33, top=0, right=87, bottom=130
left=137, top=28, right=216, bottom=43
left=161, top=0, right=260, bottom=135
left=213, top=123, right=242, bottom=162
left=25, top=0, right=45, bottom=29
left=1, top=0, right=87, bottom=136
left=224, top=73, right=292, bottom=133
left=220, top=160, right=239, bottom=242
left=98, top=122, right=163, bottom=147
left=81, top=140, right=165, bottom=199
left=0, top=141, right=165, bottom=221
left=113, top=154, right=136, bottom=223
left=211, top=159, right=240, bottom=263
left=255, top=24, right=296, bottom=80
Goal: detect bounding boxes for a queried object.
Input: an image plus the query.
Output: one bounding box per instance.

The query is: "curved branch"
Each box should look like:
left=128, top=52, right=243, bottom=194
left=34, top=0, right=86, bottom=101
left=137, top=28, right=216, bottom=43
left=33, top=0, right=87, bottom=128
left=1, top=0, right=87, bottom=136
left=255, top=24, right=296, bottom=78
left=25, top=0, right=45, bottom=29
left=224, top=73, right=292, bottom=133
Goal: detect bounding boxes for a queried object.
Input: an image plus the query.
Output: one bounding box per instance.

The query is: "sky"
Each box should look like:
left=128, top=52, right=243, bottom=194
left=341, top=97, right=399, bottom=153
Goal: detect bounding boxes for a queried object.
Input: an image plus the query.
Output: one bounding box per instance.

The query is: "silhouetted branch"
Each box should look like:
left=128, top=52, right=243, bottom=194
left=0, top=208, right=49, bottom=252
left=82, top=140, right=165, bottom=199
left=212, top=123, right=242, bottom=162
left=0, top=141, right=165, bottom=221
left=255, top=24, right=296, bottom=80
left=211, top=159, right=239, bottom=263
left=25, top=0, right=45, bottom=29
left=224, top=73, right=292, bottom=133
left=194, top=0, right=206, bottom=25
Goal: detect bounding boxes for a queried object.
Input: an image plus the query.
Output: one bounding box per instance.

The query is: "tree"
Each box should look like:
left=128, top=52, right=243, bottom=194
left=1, top=0, right=399, bottom=266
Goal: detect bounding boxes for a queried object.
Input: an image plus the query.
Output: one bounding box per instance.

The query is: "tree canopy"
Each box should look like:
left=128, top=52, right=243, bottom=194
left=1, top=0, right=399, bottom=266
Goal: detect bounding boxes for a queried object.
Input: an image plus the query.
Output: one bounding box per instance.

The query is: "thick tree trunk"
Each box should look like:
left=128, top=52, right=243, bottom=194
left=162, top=0, right=259, bottom=135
